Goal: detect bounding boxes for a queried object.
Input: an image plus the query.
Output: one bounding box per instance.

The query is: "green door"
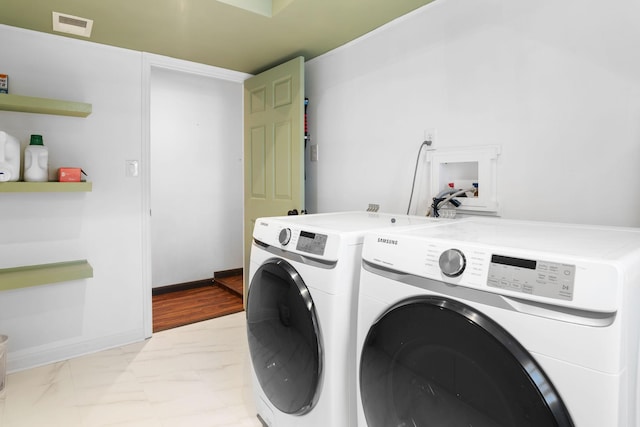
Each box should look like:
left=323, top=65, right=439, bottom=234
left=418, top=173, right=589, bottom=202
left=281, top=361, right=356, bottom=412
left=243, top=56, right=305, bottom=301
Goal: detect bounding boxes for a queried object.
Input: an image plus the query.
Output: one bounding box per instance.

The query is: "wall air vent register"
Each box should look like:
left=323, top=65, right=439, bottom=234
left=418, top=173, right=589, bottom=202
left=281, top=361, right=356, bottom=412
left=52, top=12, right=93, bottom=38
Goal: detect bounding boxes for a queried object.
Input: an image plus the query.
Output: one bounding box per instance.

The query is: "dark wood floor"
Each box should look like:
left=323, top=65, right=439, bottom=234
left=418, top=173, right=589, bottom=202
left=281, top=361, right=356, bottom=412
left=217, top=273, right=243, bottom=296
left=152, top=274, right=244, bottom=333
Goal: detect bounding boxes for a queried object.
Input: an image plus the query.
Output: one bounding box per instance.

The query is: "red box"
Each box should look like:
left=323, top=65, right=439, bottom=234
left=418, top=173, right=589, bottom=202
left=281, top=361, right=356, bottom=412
left=58, top=167, right=82, bottom=182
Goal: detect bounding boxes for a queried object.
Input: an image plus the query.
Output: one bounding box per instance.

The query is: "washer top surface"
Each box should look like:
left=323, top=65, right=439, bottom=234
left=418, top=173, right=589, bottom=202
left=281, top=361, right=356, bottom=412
left=259, top=211, right=438, bottom=234
left=253, top=211, right=454, bottom=262
left=385, top=217, right=640, bottom=261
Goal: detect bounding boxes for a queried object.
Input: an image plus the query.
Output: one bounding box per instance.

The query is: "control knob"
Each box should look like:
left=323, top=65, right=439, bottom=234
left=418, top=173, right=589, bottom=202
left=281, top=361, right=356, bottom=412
left=279, top=228, right=292, bottom=246
left=439, top=249, right=466, bottom=277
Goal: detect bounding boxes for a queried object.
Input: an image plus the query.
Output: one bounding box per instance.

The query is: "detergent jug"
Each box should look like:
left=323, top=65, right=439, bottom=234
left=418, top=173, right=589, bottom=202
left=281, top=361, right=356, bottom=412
left=0, top=131, right=20, bottom=182
left=24, top=134, right=49, bottom=182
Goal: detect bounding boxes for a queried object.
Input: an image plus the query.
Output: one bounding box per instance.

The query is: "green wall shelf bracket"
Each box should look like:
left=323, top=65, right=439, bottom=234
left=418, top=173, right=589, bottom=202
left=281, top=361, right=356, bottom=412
left=0, top=93, right=92, bottom=117
left=0, top=260, right=93, bottom=292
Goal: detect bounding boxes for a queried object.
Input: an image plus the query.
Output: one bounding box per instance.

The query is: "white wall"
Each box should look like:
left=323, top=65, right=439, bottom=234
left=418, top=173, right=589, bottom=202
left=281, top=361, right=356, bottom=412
left=305, top=0, right=640, bottom=227
left=3, top=0, right=639, bottom=371
left=0, top=25, right=145, bottom=371
left=150, top=68, right=244, bottom=288
left=0, top=26, right=249, bottom=371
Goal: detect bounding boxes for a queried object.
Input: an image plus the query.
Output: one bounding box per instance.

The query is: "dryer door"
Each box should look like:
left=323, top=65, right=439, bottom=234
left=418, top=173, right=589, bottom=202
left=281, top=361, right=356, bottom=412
left=360, top=296, right=574, bottom=427
left=246, top=258, right=322, bottom=415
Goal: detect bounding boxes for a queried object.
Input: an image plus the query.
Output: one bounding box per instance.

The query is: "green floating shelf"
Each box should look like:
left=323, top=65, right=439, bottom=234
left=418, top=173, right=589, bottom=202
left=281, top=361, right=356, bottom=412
left=0, top=93, right=92, bottom=117
left=0, top=181, right=92, bottom=192
left=0, top=260, right=93, bottom=292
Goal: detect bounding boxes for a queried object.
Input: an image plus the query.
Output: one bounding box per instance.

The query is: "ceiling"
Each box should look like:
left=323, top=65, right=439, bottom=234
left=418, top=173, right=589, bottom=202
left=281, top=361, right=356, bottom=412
left=0, top=0, right=436, bottom=75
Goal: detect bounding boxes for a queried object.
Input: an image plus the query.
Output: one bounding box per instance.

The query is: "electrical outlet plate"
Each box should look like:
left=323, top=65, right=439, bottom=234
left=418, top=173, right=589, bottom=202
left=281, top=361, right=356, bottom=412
left=125, top=160, right=139, bottom=177
left=424, top=128, right=437, bottom=147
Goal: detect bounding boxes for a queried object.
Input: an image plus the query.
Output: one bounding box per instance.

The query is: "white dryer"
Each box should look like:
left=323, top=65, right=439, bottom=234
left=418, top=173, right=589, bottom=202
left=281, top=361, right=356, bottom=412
left=356, top=218, right=640, bottom=427
left=246, top=212, right=447, bottom=427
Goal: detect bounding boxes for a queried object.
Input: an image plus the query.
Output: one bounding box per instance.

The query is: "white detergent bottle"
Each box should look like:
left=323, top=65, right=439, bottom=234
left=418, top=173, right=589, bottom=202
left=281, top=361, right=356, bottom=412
left=24, top=134, right=49, bottom=182
left=0, top=131, right=20, bottom=182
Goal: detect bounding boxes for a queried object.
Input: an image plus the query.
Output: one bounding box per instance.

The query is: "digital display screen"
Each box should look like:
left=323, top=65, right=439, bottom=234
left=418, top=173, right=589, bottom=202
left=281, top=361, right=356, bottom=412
left=491, top=254, right=537, bottom=270
left=300, top=231, right=316, bottom=239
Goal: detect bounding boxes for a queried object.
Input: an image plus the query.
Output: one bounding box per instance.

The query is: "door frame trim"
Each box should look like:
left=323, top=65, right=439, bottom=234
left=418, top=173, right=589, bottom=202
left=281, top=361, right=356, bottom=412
left=141, top=53, right=251, bottom=337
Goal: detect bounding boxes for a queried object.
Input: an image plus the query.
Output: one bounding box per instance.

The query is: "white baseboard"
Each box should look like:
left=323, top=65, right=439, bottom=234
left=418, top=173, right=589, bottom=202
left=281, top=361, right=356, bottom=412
left=7, top=328, right=146, bottom=373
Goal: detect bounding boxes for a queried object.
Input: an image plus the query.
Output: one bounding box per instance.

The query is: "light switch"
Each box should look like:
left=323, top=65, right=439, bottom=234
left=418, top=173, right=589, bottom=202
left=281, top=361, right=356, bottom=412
left=126, top=160, right=139, bottom=177
left=310, top=144, right=318, bottom=162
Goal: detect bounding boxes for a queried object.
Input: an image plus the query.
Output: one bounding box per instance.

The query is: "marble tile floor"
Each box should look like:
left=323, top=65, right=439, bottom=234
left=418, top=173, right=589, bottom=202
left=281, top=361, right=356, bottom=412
left=0, top=312, right=262, bottom=427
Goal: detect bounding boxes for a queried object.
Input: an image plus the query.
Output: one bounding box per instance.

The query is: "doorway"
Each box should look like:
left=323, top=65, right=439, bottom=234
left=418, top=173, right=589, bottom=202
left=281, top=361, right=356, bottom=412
left=141, top=54, right=251, bottom=337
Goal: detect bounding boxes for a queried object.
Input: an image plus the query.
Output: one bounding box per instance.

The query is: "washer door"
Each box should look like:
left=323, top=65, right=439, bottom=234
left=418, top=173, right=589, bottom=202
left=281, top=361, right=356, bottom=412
left=246, top=258, right=322, bottom=415
left=360, top=296, right=574, bottom=427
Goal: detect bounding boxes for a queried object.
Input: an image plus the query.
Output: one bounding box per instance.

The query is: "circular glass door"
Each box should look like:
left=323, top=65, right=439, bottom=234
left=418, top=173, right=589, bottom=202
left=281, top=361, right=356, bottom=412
left=246, top=258, right=322, bottom=415
left=360, top=296, right=574, bottom=427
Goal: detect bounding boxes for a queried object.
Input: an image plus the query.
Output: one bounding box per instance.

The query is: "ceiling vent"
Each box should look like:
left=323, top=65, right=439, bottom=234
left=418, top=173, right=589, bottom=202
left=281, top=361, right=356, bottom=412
left=52, top=12, right=93, bottom=38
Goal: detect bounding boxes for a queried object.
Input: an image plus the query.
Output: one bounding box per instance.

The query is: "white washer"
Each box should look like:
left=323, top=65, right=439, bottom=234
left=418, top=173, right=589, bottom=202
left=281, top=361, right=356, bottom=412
left=356, top=218, right=640, bottom=427
left=246, top=212, right=448, bottom=427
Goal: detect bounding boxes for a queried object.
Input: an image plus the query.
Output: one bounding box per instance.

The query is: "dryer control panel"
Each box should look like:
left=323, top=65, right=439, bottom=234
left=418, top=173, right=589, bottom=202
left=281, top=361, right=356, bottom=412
left=296, top=230, right=328, bottom=256
left=253, top=219, right=344, bottom=261
left=487, top=254, right=575, bottom=301
left=275, top=227, right=328, bottom=256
